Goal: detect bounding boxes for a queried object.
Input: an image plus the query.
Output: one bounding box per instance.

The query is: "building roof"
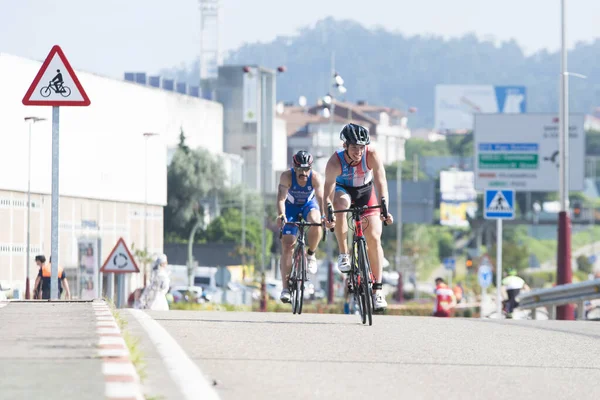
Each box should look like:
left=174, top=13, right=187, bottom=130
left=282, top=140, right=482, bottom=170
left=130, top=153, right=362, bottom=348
left=280, top=99, right=406, bottom=138
left=280, top=106, right=348, bottom=136
left=353, top=103, right=405, bottom=117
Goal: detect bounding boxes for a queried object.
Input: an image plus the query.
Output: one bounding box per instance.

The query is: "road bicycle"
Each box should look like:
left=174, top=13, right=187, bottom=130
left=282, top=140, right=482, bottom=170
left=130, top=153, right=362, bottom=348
left=279, top=214, right=324, bottom=314
left=328, top=198, right=389, bottom=326
left=40, top=81, right=71, bottom=97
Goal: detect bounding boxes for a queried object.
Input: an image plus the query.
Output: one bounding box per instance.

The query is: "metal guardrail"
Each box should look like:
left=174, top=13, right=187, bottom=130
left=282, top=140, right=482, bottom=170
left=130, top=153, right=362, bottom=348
left=517, top=279, right=600, bottom=320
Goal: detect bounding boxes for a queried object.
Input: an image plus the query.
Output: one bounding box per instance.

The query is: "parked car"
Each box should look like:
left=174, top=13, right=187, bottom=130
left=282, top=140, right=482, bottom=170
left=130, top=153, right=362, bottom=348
left=170, top=286, right=205, bottom=304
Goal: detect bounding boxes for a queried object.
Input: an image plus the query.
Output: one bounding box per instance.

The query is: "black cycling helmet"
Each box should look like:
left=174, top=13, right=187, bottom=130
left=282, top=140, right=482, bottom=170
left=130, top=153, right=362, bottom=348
left=340, top=123, right=370, bottom=145
left=292, top=150, right=313, bottom=168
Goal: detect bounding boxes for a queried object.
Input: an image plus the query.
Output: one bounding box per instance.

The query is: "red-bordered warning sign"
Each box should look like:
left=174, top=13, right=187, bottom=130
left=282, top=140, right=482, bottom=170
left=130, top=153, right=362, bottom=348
left=22, top=45, right=91, bottom=107
left=100, top=238, right=139, bottom=274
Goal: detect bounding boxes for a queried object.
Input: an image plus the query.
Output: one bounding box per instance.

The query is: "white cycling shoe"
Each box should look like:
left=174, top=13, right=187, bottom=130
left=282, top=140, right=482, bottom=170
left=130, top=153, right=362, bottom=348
left=307, top=254, right=318, bottom=274
left=373, top=292, right=388, bottom=310
left=337, top=254, right=351, bottom=273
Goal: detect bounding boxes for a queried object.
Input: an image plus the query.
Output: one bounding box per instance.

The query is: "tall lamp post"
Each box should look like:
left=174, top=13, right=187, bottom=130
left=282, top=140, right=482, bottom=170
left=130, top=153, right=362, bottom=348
left=24, top=116, right=46, bottom=299
left=394, top=108, right=416, bottom=303
left=321, top=68, right=347, bottom=304
left=241, top=145, right=256, bottom=271
left=142, top=132, right=159, bottom=286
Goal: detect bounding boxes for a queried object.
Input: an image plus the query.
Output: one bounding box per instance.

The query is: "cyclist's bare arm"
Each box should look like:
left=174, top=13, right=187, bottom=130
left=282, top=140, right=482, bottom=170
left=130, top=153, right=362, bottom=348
left=368, top=148, right=389, bottom=202
left=311, top=171, right=325, bottom=218
left=277, top=170, right=291, bottom=218
left=323, top=154, right=341, bottom=214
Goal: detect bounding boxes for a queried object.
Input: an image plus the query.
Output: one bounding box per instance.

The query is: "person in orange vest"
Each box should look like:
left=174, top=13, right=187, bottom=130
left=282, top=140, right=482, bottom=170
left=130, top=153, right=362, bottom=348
left=433, top=277, right=457, bottom=317
left=453, top=281, right=464, bottom=304
left=33, top=255, right=71, bottom=300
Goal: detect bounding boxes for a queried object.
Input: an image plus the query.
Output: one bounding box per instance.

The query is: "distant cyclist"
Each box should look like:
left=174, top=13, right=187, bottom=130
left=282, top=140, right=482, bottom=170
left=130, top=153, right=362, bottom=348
left=502, top=268, right=530, bottom=317
left=276, top=150, right=324, bottom=303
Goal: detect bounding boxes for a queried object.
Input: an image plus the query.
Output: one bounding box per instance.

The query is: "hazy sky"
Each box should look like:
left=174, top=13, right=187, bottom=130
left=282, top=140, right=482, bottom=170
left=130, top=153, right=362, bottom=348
left=2, top=0, right=599, bottom=79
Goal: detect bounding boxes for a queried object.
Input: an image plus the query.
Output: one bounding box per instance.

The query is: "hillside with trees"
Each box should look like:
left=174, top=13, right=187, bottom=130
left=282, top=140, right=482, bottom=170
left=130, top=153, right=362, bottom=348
left=161, top=17, right=600, bottom=128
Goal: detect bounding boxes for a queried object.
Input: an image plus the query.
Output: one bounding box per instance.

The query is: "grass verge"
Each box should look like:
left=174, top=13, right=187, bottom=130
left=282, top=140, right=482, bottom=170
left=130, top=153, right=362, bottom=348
left=105, top=299, right=148, bottom=382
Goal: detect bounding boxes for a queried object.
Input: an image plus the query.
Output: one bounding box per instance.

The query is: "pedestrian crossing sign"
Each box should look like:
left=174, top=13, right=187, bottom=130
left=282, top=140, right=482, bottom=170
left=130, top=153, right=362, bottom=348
left=484, top=189, right=515, bottom=219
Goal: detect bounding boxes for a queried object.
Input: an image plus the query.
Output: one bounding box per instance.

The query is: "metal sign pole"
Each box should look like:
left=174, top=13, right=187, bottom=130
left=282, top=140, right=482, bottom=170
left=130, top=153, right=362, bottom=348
left=496, top=219, right=503, bottom=316
left=50, top=106, right=60, bottom=300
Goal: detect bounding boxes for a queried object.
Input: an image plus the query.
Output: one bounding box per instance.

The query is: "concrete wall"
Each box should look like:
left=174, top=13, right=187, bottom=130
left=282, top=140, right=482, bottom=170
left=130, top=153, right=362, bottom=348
left=0, top=189, right=162, bottom=298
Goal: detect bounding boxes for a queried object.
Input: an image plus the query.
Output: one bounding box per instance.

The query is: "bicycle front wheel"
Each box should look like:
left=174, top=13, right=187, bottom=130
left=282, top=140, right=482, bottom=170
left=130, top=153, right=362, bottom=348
left=351, top=243, right=366, bottom=324
left=290, top=250, right=299, bottom=314
left=358, top=240, right=373, bottom=326
left=297, top=251, right=306, bottom=314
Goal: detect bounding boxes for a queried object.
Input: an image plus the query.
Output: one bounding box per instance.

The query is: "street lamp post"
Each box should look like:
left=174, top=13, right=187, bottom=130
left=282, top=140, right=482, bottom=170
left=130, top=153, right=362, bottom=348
left=24, top=116, right=46, bottom=299
left=143, top=132, right=159, bottom=286
left=322, top=66, right=347, bottom=304
left=241, top=145, right=256, bottom=271
left=394, top=111, right=413, bottom=303
left=556, top=0, right=573, bottom=320
left=395, top=137, right=406, bottom=302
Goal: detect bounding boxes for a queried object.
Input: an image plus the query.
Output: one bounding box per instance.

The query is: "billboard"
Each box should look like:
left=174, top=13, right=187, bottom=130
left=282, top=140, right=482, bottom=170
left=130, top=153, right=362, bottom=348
left=474, top=113, right=585, bottom=192
left=77, top=238, right=99, bottom=300
left=440, top=170, right=477, bottom=227
left=435, top=85, right=526, bottom=131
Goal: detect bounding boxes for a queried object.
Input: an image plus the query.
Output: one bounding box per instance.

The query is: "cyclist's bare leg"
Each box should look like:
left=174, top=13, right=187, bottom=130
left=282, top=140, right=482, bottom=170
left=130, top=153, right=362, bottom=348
left=280, top=234, right=296, bottom=289
left=333, top=191, right=350, bottom=254
left=306, top=209, right=322, bottom=252
left=364, top=214, right=384, bottom=287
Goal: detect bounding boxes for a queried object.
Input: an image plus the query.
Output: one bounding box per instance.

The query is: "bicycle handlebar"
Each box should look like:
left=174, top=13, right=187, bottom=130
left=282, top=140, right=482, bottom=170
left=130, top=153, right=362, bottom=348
left=326, top=197, right=390, bottom=231
left=282, top=221, right=323, bottom=227
left=278, top=216, right=326, bottom=240
left=330, top=204, right=382, bottom=214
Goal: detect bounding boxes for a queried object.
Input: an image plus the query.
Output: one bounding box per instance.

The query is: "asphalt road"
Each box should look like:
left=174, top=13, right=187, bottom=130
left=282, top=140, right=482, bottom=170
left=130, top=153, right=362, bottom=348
left=137, top=310, right=600, bottom=400
left=2, top=302, right=599, bottom=400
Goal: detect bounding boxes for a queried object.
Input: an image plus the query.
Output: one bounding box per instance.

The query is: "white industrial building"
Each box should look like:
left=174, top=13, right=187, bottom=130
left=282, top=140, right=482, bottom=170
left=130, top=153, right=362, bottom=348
left=0, top=52, right=227, bottom=299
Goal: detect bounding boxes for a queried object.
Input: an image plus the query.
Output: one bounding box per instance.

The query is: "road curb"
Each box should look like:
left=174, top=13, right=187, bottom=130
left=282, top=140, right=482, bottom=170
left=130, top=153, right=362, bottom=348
left=92, top=300, right=145, bottom=400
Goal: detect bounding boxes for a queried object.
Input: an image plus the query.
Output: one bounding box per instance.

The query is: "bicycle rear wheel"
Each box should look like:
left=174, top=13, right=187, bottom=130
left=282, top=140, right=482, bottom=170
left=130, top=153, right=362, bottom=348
left=358, top=240, right=373, bottom=326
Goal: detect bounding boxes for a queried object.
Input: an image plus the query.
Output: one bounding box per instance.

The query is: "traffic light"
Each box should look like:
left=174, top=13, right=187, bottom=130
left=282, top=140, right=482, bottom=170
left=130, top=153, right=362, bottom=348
left=573, top=201, right=582, bottom=219
left=466, top=256, right=473, bottom=269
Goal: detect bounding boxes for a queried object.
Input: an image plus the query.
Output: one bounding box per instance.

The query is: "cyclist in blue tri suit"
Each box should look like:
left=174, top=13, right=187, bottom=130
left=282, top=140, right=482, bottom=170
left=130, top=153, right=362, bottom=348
left=276, top=150, right=325, bottom=303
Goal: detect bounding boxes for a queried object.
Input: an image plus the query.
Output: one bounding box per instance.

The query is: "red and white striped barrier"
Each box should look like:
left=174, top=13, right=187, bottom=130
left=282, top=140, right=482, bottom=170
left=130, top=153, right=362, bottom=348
left=92, top=300, right=145, bottom=400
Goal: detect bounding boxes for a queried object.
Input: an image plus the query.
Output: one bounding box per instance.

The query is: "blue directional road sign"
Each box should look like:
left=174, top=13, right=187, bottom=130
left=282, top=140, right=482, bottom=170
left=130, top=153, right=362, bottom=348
left=478, top=264, right=493, bottom=288
left=484, top=189, right=515, bottom=219
left=443, top=257, right=455, bottom=271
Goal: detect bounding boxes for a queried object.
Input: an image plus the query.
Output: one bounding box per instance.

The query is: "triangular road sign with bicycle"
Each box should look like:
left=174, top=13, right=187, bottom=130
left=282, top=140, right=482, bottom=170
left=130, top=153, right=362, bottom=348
left=22, top=45, right=91, bottom=107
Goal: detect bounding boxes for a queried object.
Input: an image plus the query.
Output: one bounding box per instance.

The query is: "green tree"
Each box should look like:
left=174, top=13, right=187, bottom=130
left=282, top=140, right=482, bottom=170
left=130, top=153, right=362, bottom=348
left=164, top=132, right=226, bottom=238
left=446, top=134, right=473, bottom=157
left=204, top=208, right=273, bottom=267
left=489, top=241, right=529, bottom=273
left=402, top=225, right=440, bottom=279
left=435, top=229, right=455, bottom=259
left=576, top=255, right=593, bottom=274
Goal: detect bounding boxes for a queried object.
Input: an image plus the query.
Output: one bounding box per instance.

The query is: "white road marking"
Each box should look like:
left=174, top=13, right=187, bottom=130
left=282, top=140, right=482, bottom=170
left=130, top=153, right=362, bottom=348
left=128, top=309, right=220, bottom=400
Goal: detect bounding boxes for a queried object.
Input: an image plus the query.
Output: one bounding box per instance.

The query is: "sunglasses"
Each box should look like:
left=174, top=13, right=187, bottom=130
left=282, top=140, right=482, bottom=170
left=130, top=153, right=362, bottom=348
left=297, top=167, right=311, bottom=172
